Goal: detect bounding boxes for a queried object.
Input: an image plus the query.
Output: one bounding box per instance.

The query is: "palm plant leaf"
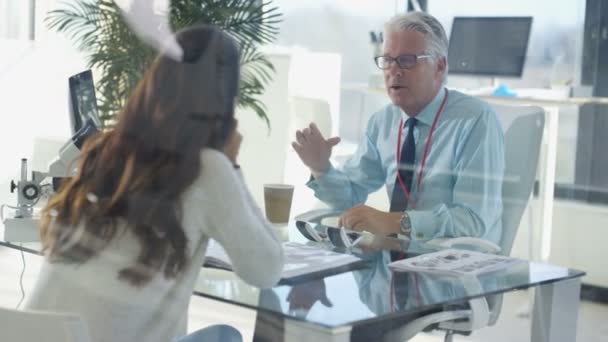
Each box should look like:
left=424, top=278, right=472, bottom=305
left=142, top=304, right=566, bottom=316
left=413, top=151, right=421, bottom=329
left=46, top=0, right=282, bottom=128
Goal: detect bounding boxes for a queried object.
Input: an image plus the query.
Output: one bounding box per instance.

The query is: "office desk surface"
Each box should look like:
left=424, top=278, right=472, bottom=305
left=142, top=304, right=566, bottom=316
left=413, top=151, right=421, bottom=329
left=191, top=222, right=584, bottom=331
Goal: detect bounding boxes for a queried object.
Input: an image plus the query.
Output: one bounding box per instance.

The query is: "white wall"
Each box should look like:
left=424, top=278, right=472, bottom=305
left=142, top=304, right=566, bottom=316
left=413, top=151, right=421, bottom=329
left=275, top=0, right=402, bottom=84
left=236, top=51, right=292, bottom=207
left=237, top=47, right=343, bottom=219
left=0, top=0, right=28, bottom=39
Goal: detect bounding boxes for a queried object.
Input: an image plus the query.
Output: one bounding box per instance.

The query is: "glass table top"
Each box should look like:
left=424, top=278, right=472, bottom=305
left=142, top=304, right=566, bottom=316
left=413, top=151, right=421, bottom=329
left=1, top=219, right=585, bottom=329
left=192, top=221, right=585, bottom=329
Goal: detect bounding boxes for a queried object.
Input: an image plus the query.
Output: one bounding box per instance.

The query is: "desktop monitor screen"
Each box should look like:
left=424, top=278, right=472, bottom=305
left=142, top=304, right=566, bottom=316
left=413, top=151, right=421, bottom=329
left=448, top=17, right=533, bottom=77
left=68, top=70, right=101, bottom=134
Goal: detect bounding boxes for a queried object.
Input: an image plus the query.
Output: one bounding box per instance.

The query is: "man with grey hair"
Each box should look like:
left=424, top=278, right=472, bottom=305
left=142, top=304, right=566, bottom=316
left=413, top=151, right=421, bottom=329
left=292, top=11, right=504, bottom=244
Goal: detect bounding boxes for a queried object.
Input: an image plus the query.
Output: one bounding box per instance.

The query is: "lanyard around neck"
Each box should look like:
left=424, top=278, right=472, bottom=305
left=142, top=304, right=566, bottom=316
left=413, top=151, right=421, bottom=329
left=395, top=88, right=448, bottom=210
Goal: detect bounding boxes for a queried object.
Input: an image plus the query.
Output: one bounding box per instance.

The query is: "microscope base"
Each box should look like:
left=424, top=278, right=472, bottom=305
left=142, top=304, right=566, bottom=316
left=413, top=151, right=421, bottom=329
left=3, top=217, right=40, bottom=242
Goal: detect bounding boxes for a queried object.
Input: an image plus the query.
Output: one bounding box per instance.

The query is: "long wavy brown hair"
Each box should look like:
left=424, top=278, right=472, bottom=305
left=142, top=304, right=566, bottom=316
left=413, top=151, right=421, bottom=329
left=39, top=25, right=240, bottom=287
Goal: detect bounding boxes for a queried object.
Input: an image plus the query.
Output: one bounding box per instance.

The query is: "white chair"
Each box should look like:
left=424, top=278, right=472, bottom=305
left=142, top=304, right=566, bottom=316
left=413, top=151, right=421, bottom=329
left=390, top=105, right=545, bottom=341
left=0, top=306, right=91, bottom=342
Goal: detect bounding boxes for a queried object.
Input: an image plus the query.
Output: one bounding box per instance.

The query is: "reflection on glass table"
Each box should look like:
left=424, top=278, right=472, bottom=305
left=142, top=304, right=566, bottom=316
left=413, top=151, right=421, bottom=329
left=193, top=221, right=584, bottom=342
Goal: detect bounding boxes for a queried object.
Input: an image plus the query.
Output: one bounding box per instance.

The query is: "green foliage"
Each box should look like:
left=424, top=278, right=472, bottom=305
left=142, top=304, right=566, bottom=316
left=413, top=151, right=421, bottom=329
left=46, top=0, right=281, bottom=127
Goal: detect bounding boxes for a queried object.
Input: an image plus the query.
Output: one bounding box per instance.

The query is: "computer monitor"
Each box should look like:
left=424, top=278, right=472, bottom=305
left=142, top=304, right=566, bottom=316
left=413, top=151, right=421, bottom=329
left=68, top=70, right=101, bottom=134
left=448, top=17, right=533, bottom=77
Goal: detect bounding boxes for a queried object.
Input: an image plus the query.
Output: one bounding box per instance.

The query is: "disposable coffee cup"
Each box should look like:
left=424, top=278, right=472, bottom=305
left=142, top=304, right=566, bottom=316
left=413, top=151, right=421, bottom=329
left=264, top=184, right=294, bottom=223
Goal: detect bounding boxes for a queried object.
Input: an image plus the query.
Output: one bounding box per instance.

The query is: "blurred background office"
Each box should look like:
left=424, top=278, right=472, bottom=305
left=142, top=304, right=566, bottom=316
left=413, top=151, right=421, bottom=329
left=1, top=0, right=607, bottom=341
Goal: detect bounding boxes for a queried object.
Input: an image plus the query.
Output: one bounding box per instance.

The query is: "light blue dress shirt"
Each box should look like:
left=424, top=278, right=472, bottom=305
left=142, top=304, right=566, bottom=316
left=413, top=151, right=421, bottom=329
left=307, top=87, right=505, bottom=244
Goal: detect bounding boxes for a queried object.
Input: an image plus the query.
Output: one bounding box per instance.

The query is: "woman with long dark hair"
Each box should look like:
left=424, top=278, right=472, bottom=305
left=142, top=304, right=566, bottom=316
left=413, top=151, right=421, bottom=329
left=25, top=25, right=284, bottom=342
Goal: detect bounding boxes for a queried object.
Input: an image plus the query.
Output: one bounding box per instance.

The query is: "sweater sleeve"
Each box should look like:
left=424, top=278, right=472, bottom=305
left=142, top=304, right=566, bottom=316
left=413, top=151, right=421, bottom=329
left=194, top=150, right=284, bottom=288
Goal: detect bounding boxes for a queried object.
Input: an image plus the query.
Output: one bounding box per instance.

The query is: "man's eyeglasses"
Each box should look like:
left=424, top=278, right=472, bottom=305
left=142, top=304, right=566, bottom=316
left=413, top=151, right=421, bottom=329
left=374, top=54, right=432, bottom=70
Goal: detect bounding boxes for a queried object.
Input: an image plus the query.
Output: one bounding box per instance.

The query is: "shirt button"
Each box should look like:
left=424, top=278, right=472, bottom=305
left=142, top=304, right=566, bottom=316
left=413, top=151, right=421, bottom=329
left=416, top=232, right=424, bottom=239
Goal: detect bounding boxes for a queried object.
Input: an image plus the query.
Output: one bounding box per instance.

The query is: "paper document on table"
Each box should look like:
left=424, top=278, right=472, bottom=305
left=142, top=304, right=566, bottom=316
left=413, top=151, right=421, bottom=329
left=204, top=241, right=363, bottom=281
left=389, top=249, right=522, bottom=276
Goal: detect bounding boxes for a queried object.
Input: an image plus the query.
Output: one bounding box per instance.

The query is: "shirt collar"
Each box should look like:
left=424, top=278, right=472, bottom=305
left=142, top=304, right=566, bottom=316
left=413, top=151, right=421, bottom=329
left=400, top=86, right=447, bottom=126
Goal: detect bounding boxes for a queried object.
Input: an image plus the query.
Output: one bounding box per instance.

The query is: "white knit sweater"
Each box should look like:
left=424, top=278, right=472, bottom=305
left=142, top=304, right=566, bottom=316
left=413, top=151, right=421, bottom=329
left=25, top=149, right=284, bottom=342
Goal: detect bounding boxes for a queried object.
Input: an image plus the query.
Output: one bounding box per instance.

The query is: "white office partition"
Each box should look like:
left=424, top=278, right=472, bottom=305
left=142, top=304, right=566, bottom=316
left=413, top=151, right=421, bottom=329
left=236, top=49, right=293, bottom=208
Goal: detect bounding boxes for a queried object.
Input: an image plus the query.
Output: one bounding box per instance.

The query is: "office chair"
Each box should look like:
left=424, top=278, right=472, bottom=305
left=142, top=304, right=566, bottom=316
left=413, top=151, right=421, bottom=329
left=0, top=306, right=91, bottom=342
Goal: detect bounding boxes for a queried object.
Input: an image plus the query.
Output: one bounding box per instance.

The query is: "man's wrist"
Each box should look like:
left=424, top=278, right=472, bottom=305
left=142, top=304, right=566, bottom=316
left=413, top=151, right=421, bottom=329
left=311, top=170, right=325, bottom=179
left=310, top=163, right=331, bottom=179
left=399, top=211, right=413, bottom=237
left=388, top=212, right=402, bottom=235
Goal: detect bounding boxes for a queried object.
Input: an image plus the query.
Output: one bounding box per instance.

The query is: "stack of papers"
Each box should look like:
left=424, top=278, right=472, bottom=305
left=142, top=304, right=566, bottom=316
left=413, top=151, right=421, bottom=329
left=204, top=241, right=363, bottom=281
left=389, top=249, right=522, bottom=276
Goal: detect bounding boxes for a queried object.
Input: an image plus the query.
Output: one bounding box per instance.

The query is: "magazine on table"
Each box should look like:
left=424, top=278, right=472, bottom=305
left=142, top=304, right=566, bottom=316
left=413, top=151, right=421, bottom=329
left=204, top=240, right=364, bottom=282
left=388, top=249, right=523, bottom=276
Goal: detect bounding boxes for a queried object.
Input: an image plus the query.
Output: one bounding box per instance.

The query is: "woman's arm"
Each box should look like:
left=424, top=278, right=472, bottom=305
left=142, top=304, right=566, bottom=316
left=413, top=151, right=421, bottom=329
left=196, top=149, right=284, bottom=288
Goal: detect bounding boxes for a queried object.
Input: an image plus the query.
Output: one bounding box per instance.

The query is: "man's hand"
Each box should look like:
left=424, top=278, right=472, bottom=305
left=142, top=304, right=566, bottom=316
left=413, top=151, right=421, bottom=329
left=287, top=279, right=332, bottom=316
left=292, top=123, right=341, bottom=177
left=339, top=205, right=402, bottom=236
